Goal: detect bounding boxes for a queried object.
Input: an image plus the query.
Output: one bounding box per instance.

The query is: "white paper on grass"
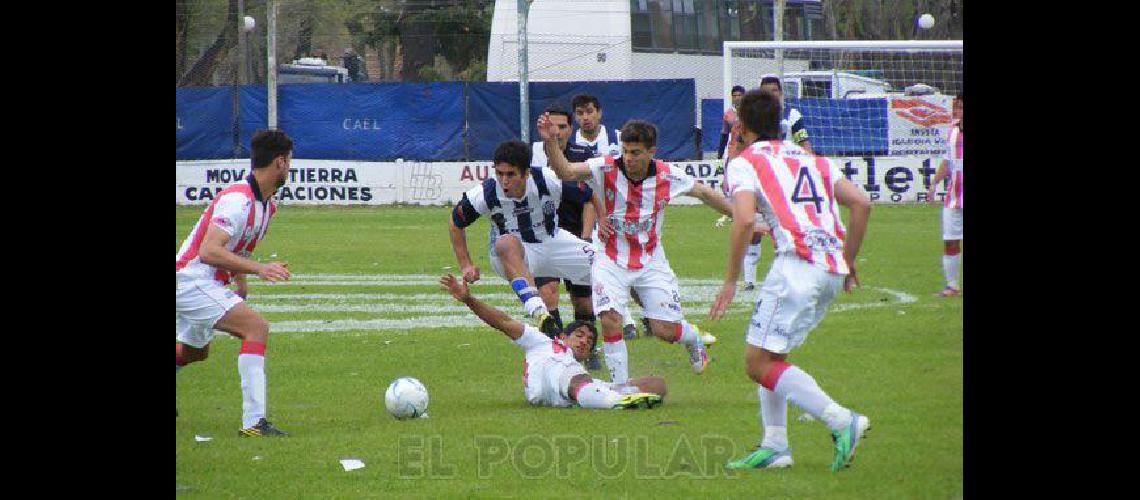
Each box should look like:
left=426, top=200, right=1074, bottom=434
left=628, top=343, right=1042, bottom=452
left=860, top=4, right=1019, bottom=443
left=340, top=459, right=366, bottom=471
left=194, top=435, right=213, bottom=442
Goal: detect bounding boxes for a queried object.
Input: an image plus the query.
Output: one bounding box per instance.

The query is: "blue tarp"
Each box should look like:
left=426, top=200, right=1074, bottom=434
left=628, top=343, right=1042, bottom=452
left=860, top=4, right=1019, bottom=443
left=700, top=98, right=726, bottom=154
left=697, top=97, right=889, bottom=157
left=176, top=79, right=697, bottom=161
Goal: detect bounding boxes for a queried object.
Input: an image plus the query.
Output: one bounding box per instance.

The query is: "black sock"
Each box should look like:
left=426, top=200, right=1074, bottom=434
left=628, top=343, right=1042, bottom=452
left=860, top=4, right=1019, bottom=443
left=548, top=309, right=563, bottom=336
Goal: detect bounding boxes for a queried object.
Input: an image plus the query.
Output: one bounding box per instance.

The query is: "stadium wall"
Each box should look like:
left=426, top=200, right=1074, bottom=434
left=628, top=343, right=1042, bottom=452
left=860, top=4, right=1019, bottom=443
left=176, top=157, right=951, bottom=206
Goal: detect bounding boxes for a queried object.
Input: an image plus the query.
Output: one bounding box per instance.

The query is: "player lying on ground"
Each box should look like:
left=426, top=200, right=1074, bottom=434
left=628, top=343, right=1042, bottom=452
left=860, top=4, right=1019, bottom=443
left=449, top=140, right=596, bottom=336
left=176, top=129, right=294, bottom=437
left=539, top=114, right=737, bottom=384
left=710, top=88, right=872, bottom=471
left=440, top=274, right=665, bottom=409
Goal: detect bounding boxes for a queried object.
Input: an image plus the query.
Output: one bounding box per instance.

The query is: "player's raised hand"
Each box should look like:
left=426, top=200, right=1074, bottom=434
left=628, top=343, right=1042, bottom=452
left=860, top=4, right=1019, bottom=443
left=461, top=264, right=481, bottom=283
left=257, top=262, right=291, bottom=283
left=440, top=273, right=471, bottom=302
left=535, top=113, right=554, bottom=141
left=708, top=283, right=736, bottom=320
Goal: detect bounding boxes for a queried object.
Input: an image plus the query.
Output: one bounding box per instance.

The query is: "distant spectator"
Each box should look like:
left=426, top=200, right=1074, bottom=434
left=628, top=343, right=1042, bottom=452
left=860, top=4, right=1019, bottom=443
left=343, top=48, right=365, bottom=82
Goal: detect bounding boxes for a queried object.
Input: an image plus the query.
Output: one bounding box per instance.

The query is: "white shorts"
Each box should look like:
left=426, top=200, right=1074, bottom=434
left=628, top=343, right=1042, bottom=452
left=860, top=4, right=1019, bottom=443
left=942, top=207, right=963, bottom=240
left=746, top=256, right=843, bottom=354
left=489, top=228, right=594, bottom=285
left=524, top=358, right=588, bottom=407
left=176, top=278, right=243, bottom=348
left=591, top=253, right=684, bottom=323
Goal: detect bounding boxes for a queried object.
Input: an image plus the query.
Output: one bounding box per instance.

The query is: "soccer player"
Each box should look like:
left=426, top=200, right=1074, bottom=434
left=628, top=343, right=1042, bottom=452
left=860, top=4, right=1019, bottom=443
left=448, top=139, right=595, bottom=335
left=927, top=93, right=963, bottom=297
left=709, top=89, right=872, bottom=471
left=176, top=129, right=294, bottom=437
left=538, top=114, right=733, bottom=385
left=530, top=104, right=603, bottom=369
left=570, top=93, right=622, bottom=158
left=717, top=85, right=747, bottom=161
left=439, top=274, right=665, bottom=409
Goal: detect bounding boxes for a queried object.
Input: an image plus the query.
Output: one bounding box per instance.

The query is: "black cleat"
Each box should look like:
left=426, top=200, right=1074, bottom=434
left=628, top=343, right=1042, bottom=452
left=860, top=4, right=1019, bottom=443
left=239, top=418, right=289, bottom=437
left=537, top=311, right=562, bottom=337
left=586, top=352, right=602, bottom=371
left=743, top=282, right=755, bottom=291
left=641, top=317, right=654, bottom=338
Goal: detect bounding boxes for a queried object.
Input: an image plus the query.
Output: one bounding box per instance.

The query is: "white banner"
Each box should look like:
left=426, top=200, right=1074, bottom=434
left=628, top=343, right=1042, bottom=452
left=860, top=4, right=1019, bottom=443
left=887, top=95, right=953, bottom=157
left=177, top=157, right=951, bottom=206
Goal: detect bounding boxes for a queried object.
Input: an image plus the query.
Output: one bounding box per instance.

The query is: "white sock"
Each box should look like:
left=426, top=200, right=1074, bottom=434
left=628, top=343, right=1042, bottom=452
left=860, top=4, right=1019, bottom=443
left=743, top=243, right=761, bottom=284
left=575, top=381, right=623, bottom=409
left=525, top=297, right=548, bottom=318
left=238, top=346, right=268, bottom=429
left=943, top=254, right=960, bottom=289
left=602, top=337, right=629, bottom=384
left=772, top=365, right=852, bottom=432
left=758, top=385, right=789, bottom=450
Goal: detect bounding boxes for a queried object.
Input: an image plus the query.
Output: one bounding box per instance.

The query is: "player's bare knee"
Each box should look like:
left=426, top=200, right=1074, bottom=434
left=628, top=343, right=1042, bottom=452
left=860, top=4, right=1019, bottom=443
left=493, top=234, right=521, bottom=258
left=183, top=344, right=210, bottom=363
left=599, top=311, right=622, bottom=332
left=568, top=374, right=592, bottom=400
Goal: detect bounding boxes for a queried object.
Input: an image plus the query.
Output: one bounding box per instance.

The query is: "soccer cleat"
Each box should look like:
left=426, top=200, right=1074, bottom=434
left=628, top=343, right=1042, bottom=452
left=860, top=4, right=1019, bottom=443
left=537, top=311, right=562, bottom=337
left=239, top=418, right=290, bottom=438
left=743, top=282, right=755, bottom=291
left=641, top=317, right=653, bottom=337
left=830, top=413, right=870, bottom=471
left=936, top=286, right=961, bottom=297
left=612, top=392, right=662, bottom=409
left=714, top=215, right=731, bottom=228
left=622, top=323, right=638, bottom=340
left=689, top=323, right=716, bottom=346
left=725, top=446, right=794, bottom=470
left=686, top=335, right=710, bottom=374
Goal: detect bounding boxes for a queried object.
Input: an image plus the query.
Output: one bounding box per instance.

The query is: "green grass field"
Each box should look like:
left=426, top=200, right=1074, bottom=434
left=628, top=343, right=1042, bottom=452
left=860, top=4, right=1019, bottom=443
left=176, top=203, right=962, bottom=498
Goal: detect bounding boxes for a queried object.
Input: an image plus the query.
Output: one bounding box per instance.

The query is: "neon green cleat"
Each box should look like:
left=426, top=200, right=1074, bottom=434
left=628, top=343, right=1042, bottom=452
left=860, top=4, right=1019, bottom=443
left=612, top=392, right=662, bottom=409
left=725, top=446, right=793, bottom=469
left=831, top=413, right=871, bottom=471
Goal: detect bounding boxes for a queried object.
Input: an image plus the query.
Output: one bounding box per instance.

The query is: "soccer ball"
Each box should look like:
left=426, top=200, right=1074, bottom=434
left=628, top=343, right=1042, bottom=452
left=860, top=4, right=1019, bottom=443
left=384, top=377, right=429, bottom=419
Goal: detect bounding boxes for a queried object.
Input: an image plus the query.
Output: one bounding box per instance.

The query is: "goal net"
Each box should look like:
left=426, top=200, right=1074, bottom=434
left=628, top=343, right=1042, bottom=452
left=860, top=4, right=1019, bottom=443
left=722, top=40, right=962, bottom=189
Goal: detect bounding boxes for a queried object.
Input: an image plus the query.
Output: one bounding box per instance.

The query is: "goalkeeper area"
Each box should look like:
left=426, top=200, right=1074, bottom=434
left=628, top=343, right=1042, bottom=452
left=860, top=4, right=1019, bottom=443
left=176, top=204, right=962, bottom=497
left=723, top=40, right=962, bottom=159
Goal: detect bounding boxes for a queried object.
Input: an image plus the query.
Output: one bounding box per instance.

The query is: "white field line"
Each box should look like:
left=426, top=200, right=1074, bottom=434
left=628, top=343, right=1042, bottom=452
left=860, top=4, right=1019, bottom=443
left=237, top=274, right=919, bottom=333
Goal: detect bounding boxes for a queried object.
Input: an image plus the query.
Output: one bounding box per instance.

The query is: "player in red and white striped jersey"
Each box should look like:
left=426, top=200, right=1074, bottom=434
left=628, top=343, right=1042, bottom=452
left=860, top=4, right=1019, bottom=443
left=927, top=94, right=964, bottom=297
left=176, top=130, right=294, bottom=437
left=709, top=89, right=873, bottom=471
left=538, top=115, right=735, bottom=385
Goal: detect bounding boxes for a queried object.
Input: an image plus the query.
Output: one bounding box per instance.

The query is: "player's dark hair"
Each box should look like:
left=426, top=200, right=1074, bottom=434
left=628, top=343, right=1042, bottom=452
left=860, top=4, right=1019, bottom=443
left=620, top=119, right=657, bottom=148
left=759, top=75, right=782, bottom=91
left=544, top=104, right=571, bottom=121
left=731, top=85, right=746, bottom=94
left=563, top=320, right=597, bottom=342
left=493, top=139, right=532, bottom=174
left=571, top=93, right=601, bottom=112
left=739, top=89, right=782, bottom=140
left=250, top=129, right=293, bottom=168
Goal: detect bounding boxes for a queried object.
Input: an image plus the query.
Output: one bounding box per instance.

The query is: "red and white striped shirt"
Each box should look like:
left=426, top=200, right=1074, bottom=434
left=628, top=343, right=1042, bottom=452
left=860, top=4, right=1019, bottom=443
left=176, top=178, right=277, bottom=285
left=585, top=155, right=697, bottom=270
left=726, top=142, right=849, bottom=275
left=943, top=126, right=963, bottom=209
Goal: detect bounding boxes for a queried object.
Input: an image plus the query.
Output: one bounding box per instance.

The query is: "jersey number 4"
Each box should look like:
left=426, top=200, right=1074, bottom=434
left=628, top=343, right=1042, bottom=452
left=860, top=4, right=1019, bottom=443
left=790, top=167, right=824, bottom=213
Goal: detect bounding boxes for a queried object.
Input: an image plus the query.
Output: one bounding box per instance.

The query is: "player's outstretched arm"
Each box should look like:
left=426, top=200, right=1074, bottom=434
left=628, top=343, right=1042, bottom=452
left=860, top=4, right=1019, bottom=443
left=688, top=181, right=733, bottom=217
left=448, top=217, right=480, bottom=283
left=927, top=159, right=949, bottom=204
left=199, top=224, right=291, bottom=283
left=835, top=178, right=872, bottom=292
left=440, top=273, right=524, bottom=340
left=537, top=113, right=592, bottom=181
left=709, top=191, right=756, bottom=320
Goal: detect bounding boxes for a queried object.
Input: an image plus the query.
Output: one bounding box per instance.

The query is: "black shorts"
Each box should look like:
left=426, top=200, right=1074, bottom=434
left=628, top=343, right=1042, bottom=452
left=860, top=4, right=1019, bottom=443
left=535, top=277, right=592, bottom=299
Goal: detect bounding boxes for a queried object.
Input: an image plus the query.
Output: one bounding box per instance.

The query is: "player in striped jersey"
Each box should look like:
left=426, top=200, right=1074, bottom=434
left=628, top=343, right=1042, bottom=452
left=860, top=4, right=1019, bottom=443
left=176, top=129, right=293, bottom=437
left=710, top=89, right=872, bottom=471
left=927, top=94, right=963, bottom=297
left=449, top=140, right=596, bottom=335
left=571, top=93, right=623, bottom=158
left=440, top=273, right=665, bottom=410
left=537, top=115, right=734, bottom=385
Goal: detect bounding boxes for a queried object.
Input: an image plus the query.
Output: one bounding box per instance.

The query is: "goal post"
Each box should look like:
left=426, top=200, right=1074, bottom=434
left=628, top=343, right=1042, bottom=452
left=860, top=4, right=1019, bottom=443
left=722, top=40, right=963, bottom=160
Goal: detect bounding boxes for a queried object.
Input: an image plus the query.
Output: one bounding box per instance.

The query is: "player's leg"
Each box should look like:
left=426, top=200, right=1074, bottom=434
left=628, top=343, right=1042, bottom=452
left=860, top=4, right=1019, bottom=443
left=492, top=234, right=551, bottom=320
left=621, top=376, right=667, bottom=398
left=732, top=258, right=868, bottom=471
left=568, top=374, right=661, bottom=409
left=176, top=279, right=243, bottom=418
left=624, top=290, right=643, bottom=340
left=565, top=279, right=601, bottom=370
left=938, top=207, right=962, bottom=296
left=742, top=226, right=765, bottom=290
left=177, top=342, right=210, bottom=370
left=535, top=277, right=563, bottom=336
left=632, top=263, right=709, bottom=374
left=213, top=303, right=288, bottom=437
